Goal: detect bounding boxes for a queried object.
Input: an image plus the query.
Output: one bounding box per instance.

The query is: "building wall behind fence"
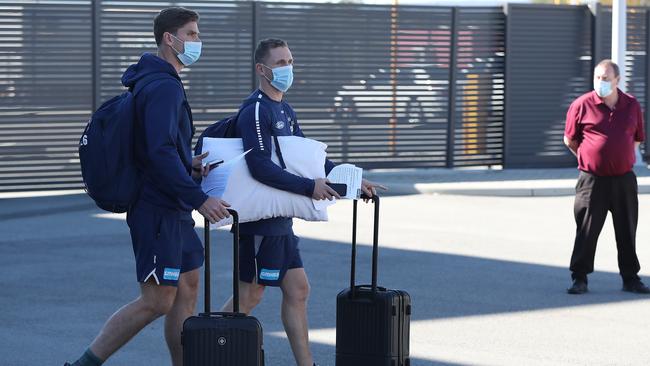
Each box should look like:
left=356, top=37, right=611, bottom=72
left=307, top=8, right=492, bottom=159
left=0, top=1, right=647, bottom=192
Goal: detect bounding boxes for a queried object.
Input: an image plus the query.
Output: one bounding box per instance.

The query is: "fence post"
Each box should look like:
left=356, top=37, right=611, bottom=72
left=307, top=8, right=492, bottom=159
left=92, top=0, right=101, bottom=111
left=252, top=1, right=258, bottom=92
left=499, top=6, right=506, bottom=168
left=446, top=7, right=458, bottom=168
left=389, top=0, right=399, bottom=156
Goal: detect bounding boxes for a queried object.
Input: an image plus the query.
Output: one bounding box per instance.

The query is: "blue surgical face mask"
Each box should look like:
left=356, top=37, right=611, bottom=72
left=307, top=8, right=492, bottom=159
left=594, top=79, right=613, bottom=98
left=263, top=64, right=294, bottom=93
left=171, top=34, right=202, bottom=66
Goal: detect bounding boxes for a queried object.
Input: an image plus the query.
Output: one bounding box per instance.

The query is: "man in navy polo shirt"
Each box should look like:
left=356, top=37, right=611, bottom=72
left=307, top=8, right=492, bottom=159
left=218, top=38, right=386, bottom=366
left=564, top=59, right=649, bottom=295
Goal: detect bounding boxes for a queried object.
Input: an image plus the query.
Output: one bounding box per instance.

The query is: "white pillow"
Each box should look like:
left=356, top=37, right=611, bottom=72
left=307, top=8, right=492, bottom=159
left=201, top=136, right=328, bottom=227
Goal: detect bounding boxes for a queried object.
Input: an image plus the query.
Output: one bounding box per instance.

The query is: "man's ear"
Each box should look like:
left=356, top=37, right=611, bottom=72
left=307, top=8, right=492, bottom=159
left=256, top=63, right=267, bottom=77
left=163, top=32, right=175, bottom=47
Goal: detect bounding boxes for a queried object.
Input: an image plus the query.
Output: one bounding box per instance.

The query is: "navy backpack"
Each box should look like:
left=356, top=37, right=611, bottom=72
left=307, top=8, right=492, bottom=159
left=79, top=73, right=174, bottom=213
left=193, top=99, right=255, bottom=156
left=194, top=98, right=286, bottom=169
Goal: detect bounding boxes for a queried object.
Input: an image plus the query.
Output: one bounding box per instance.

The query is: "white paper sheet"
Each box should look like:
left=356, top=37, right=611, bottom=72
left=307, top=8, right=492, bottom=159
left=200, top=139, right=251, bottom=198
left=327, top=163, right=363, bottom=199
left=312, top=163, right=363, bottom=211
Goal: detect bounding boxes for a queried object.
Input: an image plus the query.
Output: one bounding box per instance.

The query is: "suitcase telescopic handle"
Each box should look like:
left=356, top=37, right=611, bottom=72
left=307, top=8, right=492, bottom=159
left=201, top=311, right=248, bottom=318
left=350, top=194, right=380, bottom=298
left=203, top=209, right=240, bottom=314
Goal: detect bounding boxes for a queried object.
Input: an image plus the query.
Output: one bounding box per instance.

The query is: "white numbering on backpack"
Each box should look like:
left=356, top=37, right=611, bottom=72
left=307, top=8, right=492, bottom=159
left=81, top=135, right=88, bottom=146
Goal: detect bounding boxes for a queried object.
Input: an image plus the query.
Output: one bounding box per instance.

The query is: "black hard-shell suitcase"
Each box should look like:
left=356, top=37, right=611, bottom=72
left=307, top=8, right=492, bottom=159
left=182, top=210, right=264, bottom=365
left=336, top=195, right=411, bottom=366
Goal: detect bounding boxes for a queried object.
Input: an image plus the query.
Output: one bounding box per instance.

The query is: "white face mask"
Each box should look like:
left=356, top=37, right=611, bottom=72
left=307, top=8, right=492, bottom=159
left=262, top=64, right=294, bottom=93
left=171, top=34, right=202, bottom=66
left=594, top=80, right=613, bottom=98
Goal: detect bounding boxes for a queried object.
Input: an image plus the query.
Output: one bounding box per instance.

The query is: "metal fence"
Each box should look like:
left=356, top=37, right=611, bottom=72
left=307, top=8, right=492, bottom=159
left=504, top=4, right=650, bottom=168
left=0, top=1, right=648, bottom=192
left=504, top=4, right=593, bottom=168
left=0, top=1, right=92, bottom=192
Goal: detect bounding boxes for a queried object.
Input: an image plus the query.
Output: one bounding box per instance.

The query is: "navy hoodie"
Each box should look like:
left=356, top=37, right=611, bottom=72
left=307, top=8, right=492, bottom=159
left=236, top=89, right=336, bottom=236
left=121, top=53, right=208, bottom=214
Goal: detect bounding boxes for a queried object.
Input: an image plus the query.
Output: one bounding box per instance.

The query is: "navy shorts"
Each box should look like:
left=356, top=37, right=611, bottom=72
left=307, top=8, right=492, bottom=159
left=239, top=234, right=303, bottom=287
left=126, top=200, right=204, bottom=287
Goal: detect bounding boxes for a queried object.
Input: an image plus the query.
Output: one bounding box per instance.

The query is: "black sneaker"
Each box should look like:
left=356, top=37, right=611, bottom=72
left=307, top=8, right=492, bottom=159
left=567, top=279, right=588, bottom=294
left=622, top=280, right=650, bottom=294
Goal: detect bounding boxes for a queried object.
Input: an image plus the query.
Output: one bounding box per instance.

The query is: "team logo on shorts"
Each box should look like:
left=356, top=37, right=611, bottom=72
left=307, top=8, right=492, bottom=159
left=260, top=268, right=280, bottom=281
left=163, top=268, right=180, bottom=281
left=275, top=121, right=285, bottom=130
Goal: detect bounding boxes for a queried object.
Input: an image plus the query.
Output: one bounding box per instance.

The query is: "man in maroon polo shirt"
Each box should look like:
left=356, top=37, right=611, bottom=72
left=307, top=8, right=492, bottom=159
left=564, top=59, right=649, bottom=295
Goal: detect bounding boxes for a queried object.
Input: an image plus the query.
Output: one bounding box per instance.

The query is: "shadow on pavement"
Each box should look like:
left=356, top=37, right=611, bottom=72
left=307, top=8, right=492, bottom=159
left=0, top=211, right=645, bottom=365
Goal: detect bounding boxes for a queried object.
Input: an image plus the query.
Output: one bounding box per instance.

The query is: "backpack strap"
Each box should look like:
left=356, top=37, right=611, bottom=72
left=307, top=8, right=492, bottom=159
left=272, top=134, right=287, bottom=170
left=224, top=98, right=257, bottom=138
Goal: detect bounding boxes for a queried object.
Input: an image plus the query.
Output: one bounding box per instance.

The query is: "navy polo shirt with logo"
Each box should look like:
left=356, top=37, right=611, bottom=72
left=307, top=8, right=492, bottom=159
left=235, top=89, right=336, bottom=236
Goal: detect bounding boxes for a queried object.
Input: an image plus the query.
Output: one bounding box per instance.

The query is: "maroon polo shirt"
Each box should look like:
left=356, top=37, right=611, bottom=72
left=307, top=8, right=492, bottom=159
left=564, top=89, right=645, bottom=176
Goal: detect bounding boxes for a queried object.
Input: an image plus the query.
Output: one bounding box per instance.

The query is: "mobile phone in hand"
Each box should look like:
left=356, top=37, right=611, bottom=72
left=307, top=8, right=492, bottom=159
left=326, top=182, right=347, bottom=196
left=203, top=159, right=224, bottom=169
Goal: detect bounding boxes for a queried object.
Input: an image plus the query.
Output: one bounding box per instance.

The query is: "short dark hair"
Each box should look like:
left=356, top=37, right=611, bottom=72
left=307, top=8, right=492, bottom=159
left=254, top=38, right=288, bottom=64
left=596, top=59, right=620, bottom=77
left=153, top=7, right=199, bottom=47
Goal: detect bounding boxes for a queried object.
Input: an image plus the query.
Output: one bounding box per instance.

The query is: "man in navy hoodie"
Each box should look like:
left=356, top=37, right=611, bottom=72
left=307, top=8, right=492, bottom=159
left=218, top=39, right=387, bottom=366
left=65, top=7, right=229, bottom=366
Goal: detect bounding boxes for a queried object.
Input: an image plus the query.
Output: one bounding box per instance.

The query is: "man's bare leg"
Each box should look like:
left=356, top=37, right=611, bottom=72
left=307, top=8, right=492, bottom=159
left=87, top=280, right=178, bottom=361
left=280, top=268, right=313, bottom=366
left=220, top=280, right=265, bottom=314
left=165, top=268, right=200, bottom=366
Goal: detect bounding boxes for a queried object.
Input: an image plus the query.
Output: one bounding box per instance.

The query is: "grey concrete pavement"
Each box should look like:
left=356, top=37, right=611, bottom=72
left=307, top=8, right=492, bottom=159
left=364, top=165, right=650, bottom=197
left=4, top=165, right=650, bottom=222
left=2, top=193, right=650, bottom=365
